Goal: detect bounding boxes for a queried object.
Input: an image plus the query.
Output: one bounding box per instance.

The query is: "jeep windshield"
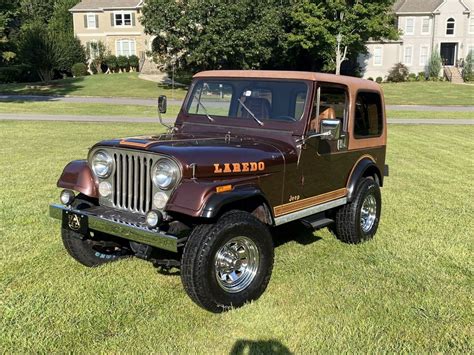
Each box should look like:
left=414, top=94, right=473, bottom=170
left=185, top=79, right=309, bottom=127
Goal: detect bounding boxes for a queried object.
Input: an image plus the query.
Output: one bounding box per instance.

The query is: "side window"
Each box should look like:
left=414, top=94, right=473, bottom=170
left=311, top=85, right=348, bottom=131
left=354, top=92, right=383, bottom=138
left=188, top=82, right=233, bottom=117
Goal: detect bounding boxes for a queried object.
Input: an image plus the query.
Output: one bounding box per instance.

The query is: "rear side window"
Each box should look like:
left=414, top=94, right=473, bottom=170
left=354, top=92, right=383, bottom=138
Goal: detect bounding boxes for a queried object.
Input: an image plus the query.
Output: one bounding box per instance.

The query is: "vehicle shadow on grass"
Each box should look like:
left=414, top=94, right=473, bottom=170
left=230, top=339, right=292, bottom=355
left=272, top=221, right=322, bottom=247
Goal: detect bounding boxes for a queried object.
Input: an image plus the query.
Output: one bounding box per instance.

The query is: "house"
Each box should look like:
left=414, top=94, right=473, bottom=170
left=70, top=0, right=158, bottom=73
left=359, top=0, right=474, bottom=80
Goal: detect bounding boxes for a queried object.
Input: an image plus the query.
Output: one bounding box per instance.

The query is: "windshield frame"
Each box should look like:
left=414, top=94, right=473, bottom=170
left=178, top=78, right=314, bottom=134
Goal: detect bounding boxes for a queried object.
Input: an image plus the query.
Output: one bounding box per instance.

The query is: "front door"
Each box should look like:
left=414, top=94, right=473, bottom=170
left=441, top=43, right=457, bottom=66
left=297, top=84, right=351, bottom=199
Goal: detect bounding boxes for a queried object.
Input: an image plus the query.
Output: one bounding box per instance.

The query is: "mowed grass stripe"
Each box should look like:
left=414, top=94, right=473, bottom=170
left=0, top=121, right=472, bottom=352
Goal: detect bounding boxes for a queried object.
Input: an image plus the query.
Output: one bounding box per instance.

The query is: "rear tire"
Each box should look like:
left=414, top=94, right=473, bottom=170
left=333, top=177, right=381, bottom=244
left=181, top=210, right=274, bottom=313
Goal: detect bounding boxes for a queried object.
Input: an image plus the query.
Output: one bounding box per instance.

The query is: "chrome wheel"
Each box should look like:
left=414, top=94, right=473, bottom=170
left=214, top=236, right=260, bottom=293
left=360, top=194, right=377, bottom=233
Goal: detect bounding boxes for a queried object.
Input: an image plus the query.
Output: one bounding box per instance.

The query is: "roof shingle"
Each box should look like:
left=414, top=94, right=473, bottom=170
left=70, top=0, right=142, bottom=12
left=394, top=0, right=445, bottom=13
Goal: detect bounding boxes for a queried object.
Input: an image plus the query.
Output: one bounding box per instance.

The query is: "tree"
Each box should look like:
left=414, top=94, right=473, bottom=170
left=19, top=0, right=57, bottom=25
left=463, top=50, right=473, bottom=82
left=18, top=23, right=69, bottom=81
left=142, top=0, right=288, bottom=73
left=48, top=0, right=80, bottom=36
left=428, top=46, right=442, bottom=80
left=287, top=0, right=399, bottom=74
left=0, top=0, right=20, bottom=63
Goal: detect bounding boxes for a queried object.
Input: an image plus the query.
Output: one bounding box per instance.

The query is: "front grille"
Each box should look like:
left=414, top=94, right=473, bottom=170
left=112, top=151, right=155, bottom=214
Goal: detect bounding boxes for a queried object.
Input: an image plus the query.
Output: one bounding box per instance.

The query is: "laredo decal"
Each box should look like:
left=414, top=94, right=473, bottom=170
left=214, top=162, right=265, bottom=174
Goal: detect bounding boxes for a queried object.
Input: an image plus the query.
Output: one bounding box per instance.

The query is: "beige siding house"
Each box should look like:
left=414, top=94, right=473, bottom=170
left=70, top=0, right=158, bottom=72
left=359, top=0, right=474, bottom=80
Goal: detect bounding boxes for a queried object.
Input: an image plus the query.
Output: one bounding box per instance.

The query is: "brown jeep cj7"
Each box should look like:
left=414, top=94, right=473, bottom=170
left=50, top=70, right=388, bottom=312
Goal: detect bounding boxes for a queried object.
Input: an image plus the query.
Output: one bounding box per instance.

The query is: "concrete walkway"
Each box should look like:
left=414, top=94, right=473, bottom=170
left=1, top=95, right=473, bottom=112
left=0, top=113, right=472, bottom=125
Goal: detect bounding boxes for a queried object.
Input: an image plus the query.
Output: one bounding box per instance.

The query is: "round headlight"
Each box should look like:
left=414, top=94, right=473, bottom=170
left=91, top=150, right=114, bottom=178
left=152, top=159, right=180, bottom=190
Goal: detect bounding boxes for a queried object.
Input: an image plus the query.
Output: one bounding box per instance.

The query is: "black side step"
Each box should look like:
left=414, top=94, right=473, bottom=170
left=301, top=213, right=334, bottom=230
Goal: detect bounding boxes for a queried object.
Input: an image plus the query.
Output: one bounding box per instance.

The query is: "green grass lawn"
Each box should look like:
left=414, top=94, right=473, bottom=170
left=388, top=110, right=474, bottom=119
left=0, top=101, right=472, bottom=121
left=0, top=122, right=472, bottom=352
left=382, top=82, right=474, bottom=106
left=0, top=72, right=188, bottom=100
left=2, top=73, right=473, bottom=107
left=0, top=102, right=180, bottom=119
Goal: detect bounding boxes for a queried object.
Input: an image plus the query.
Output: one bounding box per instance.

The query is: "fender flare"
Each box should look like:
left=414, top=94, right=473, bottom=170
left=57, top=160, right=98, bottom=198
left=200, top=185, right=273, bottom=223
left=346, top=158, right=382, bottom=202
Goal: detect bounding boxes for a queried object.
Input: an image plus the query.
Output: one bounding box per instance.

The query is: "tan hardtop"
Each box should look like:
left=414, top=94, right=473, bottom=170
left=194, top=70, right=381, bottom=91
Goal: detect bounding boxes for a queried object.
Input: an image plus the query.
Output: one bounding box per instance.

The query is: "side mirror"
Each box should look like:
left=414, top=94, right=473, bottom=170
left=158, top=95, right=167, bottom=114
left=320, top=119, right=341, bottom=140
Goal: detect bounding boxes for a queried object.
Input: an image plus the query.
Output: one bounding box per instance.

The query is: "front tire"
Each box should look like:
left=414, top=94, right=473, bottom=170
left=181, top=210, right=274, bottom=313
left=333, top=177, right=381, bottom=244
left=62, top=228, right=130, bottom=267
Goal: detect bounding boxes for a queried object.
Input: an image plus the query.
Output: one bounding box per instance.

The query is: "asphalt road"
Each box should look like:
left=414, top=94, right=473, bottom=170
left=0, top=113, right=472, bottom=125
left=1, top=94, right=473, bottom=112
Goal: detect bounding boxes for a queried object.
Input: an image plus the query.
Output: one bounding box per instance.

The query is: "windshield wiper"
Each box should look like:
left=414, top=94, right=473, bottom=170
left=238, top=98, right=264, bottom=126
left=194, top=94, right=215, bottom=122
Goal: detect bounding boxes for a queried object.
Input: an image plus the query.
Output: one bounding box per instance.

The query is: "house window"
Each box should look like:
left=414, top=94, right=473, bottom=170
left=421, top=17, right=430, bottom=34
left=420, top=46, right=429, bottom=66
left=446, top=18, right=455, bottom=35
left=469, top=17, right=474, bottom=34
left=114, top=12, right=133, bottom=26
left=403, top=46, right=413, bottom=65
left=116, top=39, right=136, bottom=57
left=405, top=17, right=415, bottom=35
left=373, top=47, right=383, bottom=66
left=354, top=92, right=383, bottom=139
left=84, top=14, right=98, bottom=29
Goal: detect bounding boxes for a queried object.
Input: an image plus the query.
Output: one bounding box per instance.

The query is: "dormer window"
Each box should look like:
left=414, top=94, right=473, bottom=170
left=446, top=18, right=455, bottom=35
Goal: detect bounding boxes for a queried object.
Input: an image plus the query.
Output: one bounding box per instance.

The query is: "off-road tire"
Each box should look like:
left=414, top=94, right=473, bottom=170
left=61, top=229, right=129, bottom=267
left=333, top=177, right=381, bottom=244
left=61, top=195, right=129, bottom=267
left=181, top=210, right=274, bottom=313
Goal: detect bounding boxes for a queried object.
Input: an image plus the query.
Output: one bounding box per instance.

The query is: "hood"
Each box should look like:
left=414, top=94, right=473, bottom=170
left=93, top=132, right=297, bottom=179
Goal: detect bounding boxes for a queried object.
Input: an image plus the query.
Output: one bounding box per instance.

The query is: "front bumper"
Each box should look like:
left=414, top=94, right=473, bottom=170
left=49, top=204, right=178, bottom=252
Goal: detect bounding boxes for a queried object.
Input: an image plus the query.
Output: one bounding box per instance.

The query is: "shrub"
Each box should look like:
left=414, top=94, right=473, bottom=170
left=71, top=63, right=87, bottom=77
left=428, top=47, right=442, bottom=80
left=407, top=73, right=417, bottom=82
left=367, top=77, right=374, bottom=81
left=463, top=51, right=473, bottom=82
left=0, top=65, right=38, bottom=83
left=387, top=63, right=409, bottom=82
left=128, top=55, right=139, bottom=71
left=417, top=71, right=426, bottom=81
left=105, top=55, right=118, bottom=72
left=375, top=77, right=383, bottom=83
left=117, top=55, right=129, bottom=72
